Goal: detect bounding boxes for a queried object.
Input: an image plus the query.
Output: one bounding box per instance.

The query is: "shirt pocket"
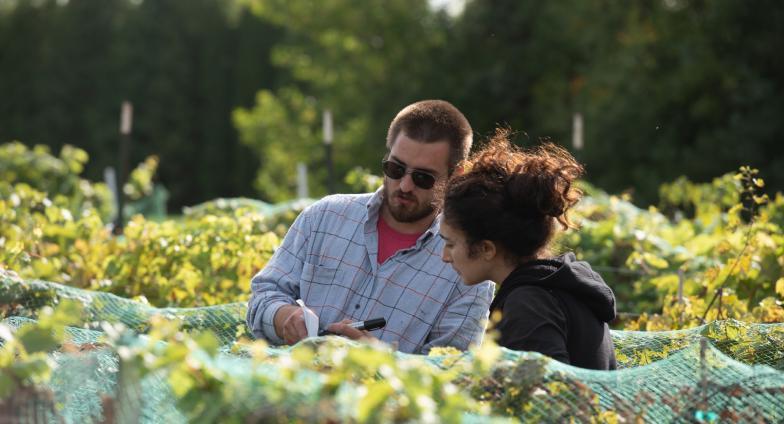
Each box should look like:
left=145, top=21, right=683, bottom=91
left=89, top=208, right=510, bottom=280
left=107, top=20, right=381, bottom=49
left=300, top=262, right=351, bottom=323
left=300, top=261, right=349, bottom=307
left=301, top=261, right=342, bottom=284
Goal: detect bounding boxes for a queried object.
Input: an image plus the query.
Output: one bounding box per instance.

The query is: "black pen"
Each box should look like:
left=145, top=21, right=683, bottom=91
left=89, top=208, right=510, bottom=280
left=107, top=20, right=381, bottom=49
left=318, top=317, right=386, bottom=336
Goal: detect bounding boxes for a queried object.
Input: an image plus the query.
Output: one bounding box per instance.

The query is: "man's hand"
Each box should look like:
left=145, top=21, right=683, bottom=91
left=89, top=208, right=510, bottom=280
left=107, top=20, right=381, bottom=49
left=274, top=305, right=308, bottom=345
left=326, top=319, right=377, bottom=342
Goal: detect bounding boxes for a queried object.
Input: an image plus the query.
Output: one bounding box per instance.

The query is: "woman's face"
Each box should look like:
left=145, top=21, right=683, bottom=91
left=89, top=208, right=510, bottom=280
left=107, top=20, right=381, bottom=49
left=439, top=220, right=492, bottom=285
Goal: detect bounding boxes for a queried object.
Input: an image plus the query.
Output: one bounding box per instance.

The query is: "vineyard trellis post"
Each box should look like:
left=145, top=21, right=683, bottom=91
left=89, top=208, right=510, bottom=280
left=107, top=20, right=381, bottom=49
left=114, top=101, right=133, bottom=235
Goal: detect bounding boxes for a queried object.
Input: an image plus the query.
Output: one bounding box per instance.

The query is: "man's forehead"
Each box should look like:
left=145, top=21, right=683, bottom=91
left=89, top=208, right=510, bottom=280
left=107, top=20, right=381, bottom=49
left=388, top=134, right=450, bottom=174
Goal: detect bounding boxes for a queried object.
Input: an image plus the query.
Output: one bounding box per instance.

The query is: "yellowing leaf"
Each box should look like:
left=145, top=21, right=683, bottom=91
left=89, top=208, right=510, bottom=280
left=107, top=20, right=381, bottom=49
left=168, top=368, right=195, bottom=398
left=357, top=381, right=394, bottom=422
left=736, top=255, right=752, bottom=275
left=642, top=253, right=669, bottom=269
left=775, top=278, right=784, bottom=299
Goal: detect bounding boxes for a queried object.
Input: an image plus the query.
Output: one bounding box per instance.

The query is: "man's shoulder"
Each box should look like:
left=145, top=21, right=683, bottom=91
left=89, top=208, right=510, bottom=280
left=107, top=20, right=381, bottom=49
left=462, top=279, right=495, bottom=299
left=307, top=193, right=373, bottom=214
left=299, top=192, right=375, bottom=229
left=434, top=265, right=494, bottom=300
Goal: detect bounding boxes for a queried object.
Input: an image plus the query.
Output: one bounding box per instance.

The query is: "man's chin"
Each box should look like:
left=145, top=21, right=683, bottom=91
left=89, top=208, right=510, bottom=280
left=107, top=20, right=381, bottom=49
left=382, top=188, right=436, bottom=224
left=388, top=204, right=433, bottom=224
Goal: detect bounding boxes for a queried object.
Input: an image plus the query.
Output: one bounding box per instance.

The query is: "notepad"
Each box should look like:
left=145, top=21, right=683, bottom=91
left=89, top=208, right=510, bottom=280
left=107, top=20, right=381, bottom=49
left=295, top=299, right=319, bottom=338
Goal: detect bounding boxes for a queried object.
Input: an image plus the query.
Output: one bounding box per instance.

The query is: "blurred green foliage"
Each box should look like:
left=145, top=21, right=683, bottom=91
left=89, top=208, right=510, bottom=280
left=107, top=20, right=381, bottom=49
left=560, top=167, right=784, bottom=330
left=0, top=142, right=280, bottom=308
left=3, top=287, right=783, bottom=422
left=234, top=0, right=450, bottom=200
left=0, top=301, right=83, bottom=399
left=0, top=142, right=113, bottom=220
left=0, top=179, right=279, bottom=307
left=0, top=141, right=158, bottom=222
left=233, top=88, right=324, bottom=202
left=1, top=143, right=784, bottom=420
left=344, top=166, right=384, bottom=194
left=3, top=141, right=783, bottom=325
left=0, top=0, right=283, bottom=210
left=1, top=0, right=782, bottom=207
left=447, top=0, right=784, bottom=206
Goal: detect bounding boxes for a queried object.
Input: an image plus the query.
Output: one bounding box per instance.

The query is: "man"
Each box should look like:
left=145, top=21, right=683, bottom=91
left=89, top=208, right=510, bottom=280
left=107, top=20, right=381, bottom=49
left=246, top=100, right=494, bottom=354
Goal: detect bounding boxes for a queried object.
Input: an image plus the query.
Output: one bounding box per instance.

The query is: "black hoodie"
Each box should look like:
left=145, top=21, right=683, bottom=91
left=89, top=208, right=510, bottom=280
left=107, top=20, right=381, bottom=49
left=489, top=252, right=617, bottom=370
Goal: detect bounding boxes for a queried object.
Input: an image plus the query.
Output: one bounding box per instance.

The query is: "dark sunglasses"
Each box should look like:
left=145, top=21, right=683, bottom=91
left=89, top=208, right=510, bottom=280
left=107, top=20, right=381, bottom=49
left=381, top=159, right=437, bottom=190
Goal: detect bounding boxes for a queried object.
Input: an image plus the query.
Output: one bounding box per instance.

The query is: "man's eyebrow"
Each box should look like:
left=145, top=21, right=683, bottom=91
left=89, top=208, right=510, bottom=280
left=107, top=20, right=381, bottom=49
left=389, top=154, right=438, bottom=175
left=439, top=233, right=450, bottom=241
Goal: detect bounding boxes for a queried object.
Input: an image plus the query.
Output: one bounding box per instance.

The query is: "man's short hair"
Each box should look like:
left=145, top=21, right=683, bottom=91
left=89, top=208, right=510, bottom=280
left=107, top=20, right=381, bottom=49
left=386, top=100, right=473, bottom=172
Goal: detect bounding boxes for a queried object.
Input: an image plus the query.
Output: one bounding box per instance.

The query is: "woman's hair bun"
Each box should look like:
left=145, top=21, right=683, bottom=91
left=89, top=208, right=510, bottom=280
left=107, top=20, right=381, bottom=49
left=468, top=128, right=584, bottom=229
left=443, top=127, right=585, bottom=260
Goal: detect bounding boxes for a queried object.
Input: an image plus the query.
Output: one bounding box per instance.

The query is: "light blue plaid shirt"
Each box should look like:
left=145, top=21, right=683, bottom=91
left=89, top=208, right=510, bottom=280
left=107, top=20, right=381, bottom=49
left=247, top=189, right=494, bottom=353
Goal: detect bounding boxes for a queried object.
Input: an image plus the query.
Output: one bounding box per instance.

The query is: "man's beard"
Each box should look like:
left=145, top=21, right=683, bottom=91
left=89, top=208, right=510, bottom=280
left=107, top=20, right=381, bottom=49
left=382, top=182, right=442, bottom=223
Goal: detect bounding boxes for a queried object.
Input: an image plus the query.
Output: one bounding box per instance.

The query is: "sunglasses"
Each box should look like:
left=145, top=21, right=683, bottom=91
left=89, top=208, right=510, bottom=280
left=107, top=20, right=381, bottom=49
left=381, top=159, right=437, bottom=190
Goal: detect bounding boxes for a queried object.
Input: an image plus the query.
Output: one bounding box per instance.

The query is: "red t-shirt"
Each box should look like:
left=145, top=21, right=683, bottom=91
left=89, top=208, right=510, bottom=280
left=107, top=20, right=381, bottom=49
left=377, top=215, right=422, bottom=264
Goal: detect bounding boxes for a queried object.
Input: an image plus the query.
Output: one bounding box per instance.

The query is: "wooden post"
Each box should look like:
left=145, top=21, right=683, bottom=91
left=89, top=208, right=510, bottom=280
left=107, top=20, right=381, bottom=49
left=572, top=112, right=584, bottom=151
left=297, top=162, right=309, bottom=199
left=114, top=101, right=133, bottom=235
left=323, top=109, right=334, bottom=194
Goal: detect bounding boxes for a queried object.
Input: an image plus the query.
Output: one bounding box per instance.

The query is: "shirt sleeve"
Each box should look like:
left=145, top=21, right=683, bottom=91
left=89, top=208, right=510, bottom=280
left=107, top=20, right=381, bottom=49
left=246, top=204, right=315, bottom=345
left=497, top=286, right=570, bottom=364
left=421, top=280, right=495, bottom=353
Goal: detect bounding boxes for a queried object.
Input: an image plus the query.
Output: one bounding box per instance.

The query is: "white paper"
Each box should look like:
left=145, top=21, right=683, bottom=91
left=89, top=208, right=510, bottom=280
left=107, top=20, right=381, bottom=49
left=296, top=299, right=319, bottom=338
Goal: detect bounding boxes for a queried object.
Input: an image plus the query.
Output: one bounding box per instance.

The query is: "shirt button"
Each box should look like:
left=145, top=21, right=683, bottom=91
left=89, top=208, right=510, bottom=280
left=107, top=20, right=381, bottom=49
left=355, top=304, right=360, bottom=309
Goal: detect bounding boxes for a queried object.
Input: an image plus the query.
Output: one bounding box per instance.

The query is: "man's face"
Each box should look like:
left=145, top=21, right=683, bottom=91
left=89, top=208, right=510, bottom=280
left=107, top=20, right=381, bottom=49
left=382, top=132, right=451, bottom=224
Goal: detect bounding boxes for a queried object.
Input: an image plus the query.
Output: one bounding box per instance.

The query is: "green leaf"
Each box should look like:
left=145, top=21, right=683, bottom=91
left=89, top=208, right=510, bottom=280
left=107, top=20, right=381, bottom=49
left=11, top=356, right=52, bottom=382
left=357, top=381, right=394, bottom=422
left=642, top=253, right=669, bottom=269
left=195, top=332, right=220, bottom=357
left=0, top=372, right=16, bottom=398
left=17, top=328, right=59, bottom=354
left=168, top=368, right=196, bottom=398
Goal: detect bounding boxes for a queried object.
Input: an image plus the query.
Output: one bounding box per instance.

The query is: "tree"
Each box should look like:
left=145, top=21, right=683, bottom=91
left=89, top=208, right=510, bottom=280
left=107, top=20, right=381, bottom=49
left=445, top=0, right=784, bottom=205
left=236, top=0, right=453, bottom=200
left=578, top=0, right=784, bottom=204
left=0, top=0, right=284, bottom=210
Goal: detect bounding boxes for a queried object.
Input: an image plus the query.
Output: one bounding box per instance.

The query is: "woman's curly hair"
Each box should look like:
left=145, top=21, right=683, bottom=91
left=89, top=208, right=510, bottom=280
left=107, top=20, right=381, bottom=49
left=443, top=128, right=584, bottom=260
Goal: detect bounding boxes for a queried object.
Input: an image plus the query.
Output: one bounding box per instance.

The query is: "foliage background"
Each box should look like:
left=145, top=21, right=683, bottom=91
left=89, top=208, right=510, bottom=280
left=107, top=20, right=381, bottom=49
left=1, top=0, right=782, bottom=208
left=2, top=143, right=782, bottom=328
left=2, top=3, right=783, bottom=420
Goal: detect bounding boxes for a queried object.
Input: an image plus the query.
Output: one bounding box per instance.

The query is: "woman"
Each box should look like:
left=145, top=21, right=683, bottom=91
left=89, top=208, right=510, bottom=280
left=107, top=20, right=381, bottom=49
left=440, top=129, right=616, bottom=370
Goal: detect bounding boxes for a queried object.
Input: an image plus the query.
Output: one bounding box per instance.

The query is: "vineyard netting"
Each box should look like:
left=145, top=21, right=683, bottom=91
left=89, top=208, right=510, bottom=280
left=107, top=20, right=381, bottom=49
left=2, top=271, right=783, bottom=423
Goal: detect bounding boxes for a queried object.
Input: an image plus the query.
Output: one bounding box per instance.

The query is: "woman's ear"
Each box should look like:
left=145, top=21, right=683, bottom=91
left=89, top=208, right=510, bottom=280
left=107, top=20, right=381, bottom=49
left=479, top=240, right=498, bottom=261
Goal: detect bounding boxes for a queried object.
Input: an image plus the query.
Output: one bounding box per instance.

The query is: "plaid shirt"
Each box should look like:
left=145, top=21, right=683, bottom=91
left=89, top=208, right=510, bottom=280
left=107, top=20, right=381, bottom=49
left=247, top=189, right=494, bottom=353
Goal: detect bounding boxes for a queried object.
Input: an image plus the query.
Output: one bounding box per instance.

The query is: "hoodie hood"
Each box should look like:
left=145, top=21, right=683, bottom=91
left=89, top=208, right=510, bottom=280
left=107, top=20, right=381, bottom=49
left=491, top=252, right=616, bottom=322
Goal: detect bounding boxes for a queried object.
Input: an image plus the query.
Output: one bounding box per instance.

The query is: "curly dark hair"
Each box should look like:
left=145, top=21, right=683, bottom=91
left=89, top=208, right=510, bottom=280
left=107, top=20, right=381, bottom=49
left=443, top=128, right=584, bottom=261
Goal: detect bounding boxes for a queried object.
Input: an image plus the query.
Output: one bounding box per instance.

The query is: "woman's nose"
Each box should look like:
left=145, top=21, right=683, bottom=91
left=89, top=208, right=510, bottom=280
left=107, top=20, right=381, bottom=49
left=441, top=249, right=451, bottom=263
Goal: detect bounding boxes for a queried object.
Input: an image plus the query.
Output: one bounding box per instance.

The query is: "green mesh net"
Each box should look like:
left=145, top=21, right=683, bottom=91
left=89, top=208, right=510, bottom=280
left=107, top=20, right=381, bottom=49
left=2, top=272, right=783, bottom=422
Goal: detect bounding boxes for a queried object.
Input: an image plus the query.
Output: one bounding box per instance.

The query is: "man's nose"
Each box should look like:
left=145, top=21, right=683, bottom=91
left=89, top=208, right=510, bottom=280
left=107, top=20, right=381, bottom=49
left=399, top=173, right=416, bottom=192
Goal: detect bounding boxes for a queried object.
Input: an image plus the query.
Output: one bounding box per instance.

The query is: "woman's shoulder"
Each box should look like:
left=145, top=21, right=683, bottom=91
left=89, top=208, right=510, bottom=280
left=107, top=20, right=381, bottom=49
left=494, top=285, right=569, bottom=345
left=499, top=285, right=566, bottom=318
left=503, top=284, right=555, bottom=299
